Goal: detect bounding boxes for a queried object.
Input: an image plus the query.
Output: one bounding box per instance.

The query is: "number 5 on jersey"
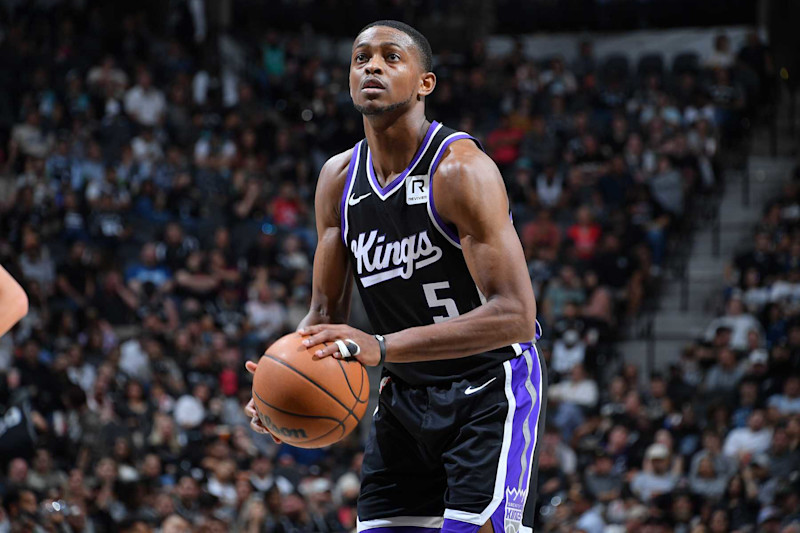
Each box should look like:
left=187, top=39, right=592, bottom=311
left=423, top=282, right=460, bottom=323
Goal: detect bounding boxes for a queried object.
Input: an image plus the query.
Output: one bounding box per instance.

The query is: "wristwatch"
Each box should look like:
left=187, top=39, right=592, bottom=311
left=374, top=334, right=386, bottom=366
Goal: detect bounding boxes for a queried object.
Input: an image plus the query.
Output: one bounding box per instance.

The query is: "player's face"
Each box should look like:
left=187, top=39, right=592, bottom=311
left=349, top=26, right=430, bottom=116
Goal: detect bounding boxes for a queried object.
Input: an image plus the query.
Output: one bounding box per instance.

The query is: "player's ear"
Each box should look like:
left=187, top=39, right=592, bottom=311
left=418, top=72, right=436, bottom=100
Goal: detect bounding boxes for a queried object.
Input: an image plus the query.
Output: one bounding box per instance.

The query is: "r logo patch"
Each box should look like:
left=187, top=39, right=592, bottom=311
left=406, top=174, right=429, bottom=205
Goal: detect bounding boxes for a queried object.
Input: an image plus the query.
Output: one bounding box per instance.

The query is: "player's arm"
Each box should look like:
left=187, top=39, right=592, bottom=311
left=0, top=265, right=29, bottom=337
left=301, top=141, right=538, bottom=364
left=244, top=149, right=353, bottom=439
left=296, top=149, right=355, bottom=329
left=379, top=142, right=537, bottom=361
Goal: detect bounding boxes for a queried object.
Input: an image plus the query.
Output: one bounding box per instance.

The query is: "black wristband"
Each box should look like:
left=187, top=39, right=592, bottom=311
left=375, top=334, right=386, bottom=366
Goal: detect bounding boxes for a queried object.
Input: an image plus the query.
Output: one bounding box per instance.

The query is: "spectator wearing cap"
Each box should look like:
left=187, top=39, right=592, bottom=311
left=747, top=348, right=770, bottom=375
left=630, top=443, right=681, bottom=502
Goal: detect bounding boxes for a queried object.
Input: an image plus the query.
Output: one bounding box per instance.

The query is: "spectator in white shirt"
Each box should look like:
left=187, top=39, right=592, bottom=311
left=549, top=364, right=599, bottom=440
left=124, top=70, right=166, bottom=127
left=767, top=376, right=800, bottom=415
left=631, top=443, right=681, bottom=502
left=245, top=284, right=287, bottom=344
left=723, top=410, right=773, bottom=460
left=549, top=363, right=599, bottom=408
left=704, top=296, right=764, bottom=351
left=704, top=34, right=736, bottom=70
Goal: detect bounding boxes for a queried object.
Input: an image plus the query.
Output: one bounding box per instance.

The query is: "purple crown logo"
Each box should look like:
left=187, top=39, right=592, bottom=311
left=504, top=487, right=527, bottom=533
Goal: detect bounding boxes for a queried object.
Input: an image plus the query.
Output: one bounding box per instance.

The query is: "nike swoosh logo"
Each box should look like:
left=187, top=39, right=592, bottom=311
left=465, top=377, right=497, bottom=395
left=348, top=192, right=372, bottom=206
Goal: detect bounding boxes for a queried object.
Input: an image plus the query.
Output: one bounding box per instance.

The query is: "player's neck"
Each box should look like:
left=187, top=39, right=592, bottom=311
left=363, top=109, right=429, bottom=188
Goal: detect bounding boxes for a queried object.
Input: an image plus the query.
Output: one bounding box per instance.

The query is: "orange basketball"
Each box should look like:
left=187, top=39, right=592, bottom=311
left=251, top=332, right=370, bottom=448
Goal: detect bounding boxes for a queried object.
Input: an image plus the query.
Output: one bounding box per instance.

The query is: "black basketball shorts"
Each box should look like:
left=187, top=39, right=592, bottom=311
left=357, top=347, right=547, bottom=533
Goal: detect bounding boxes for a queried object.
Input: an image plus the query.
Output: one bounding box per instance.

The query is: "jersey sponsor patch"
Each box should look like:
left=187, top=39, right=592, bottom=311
left=405, top=174, right=429, bottom=205
left=350, top=229, right=442, bottom=288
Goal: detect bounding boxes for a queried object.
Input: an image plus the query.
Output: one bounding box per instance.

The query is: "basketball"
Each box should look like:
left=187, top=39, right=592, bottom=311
left=251, top=332, right=370, bottom=448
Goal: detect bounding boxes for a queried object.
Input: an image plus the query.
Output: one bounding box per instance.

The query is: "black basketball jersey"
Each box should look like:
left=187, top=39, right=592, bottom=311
left=340, top=121, right=537, bottom=386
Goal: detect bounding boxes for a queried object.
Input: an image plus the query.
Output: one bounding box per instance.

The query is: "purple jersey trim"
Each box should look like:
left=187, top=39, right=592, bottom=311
left=367, top=121, right=439, bottom=196
left=340, top=140, right=362, bottom=244
left=428, top=133, right=474, bottom=244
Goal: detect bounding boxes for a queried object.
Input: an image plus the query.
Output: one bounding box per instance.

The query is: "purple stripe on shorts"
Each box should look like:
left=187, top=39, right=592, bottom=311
left=428, top=133, right=474, bottom=244
left=340, top=140, right=362, bottom=244
left=489, top=347, right=543, bottom=533
left=364, top=526, right=440, bottom=533
left=368, top=121, right=439, bottom=196
left=441, top=518, right=481, bottom=533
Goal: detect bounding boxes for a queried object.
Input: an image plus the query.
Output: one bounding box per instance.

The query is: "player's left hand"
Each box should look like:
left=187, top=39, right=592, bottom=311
left=298, top=324, right=381, bottom=366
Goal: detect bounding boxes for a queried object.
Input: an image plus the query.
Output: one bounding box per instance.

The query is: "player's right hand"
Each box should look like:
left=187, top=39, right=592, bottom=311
left=244, top=361, right=282, bottom=444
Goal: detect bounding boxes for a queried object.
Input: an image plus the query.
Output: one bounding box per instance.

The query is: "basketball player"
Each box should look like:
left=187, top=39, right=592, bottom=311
left=0, top=265, right=28, bottom=337
left=245, top=21, right=545, bottom=533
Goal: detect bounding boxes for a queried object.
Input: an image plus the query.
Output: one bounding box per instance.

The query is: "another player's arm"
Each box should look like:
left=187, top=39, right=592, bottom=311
left=302, top=141, right=537, bottom=364
left=0, top=265, right=29, bottom=337
left=244, top=149, right=353, bottom=438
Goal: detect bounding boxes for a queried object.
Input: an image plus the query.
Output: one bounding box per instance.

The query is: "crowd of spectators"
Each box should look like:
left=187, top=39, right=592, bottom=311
left=0, top=1, right=790, bottom=532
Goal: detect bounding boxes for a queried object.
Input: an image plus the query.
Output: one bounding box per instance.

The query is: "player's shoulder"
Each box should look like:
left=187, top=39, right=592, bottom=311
left=319, top=147, right=356, bottom=185
left=434, top=137, right=498, bottom=186
left=316, top=147, right=356, bottom=203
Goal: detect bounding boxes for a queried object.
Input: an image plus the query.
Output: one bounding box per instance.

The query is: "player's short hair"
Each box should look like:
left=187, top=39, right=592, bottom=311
left=358, top=20, right=433, bottom=73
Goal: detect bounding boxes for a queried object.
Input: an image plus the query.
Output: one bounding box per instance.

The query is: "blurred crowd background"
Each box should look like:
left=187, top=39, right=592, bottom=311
left=1, top=0, right=798, bottom=532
